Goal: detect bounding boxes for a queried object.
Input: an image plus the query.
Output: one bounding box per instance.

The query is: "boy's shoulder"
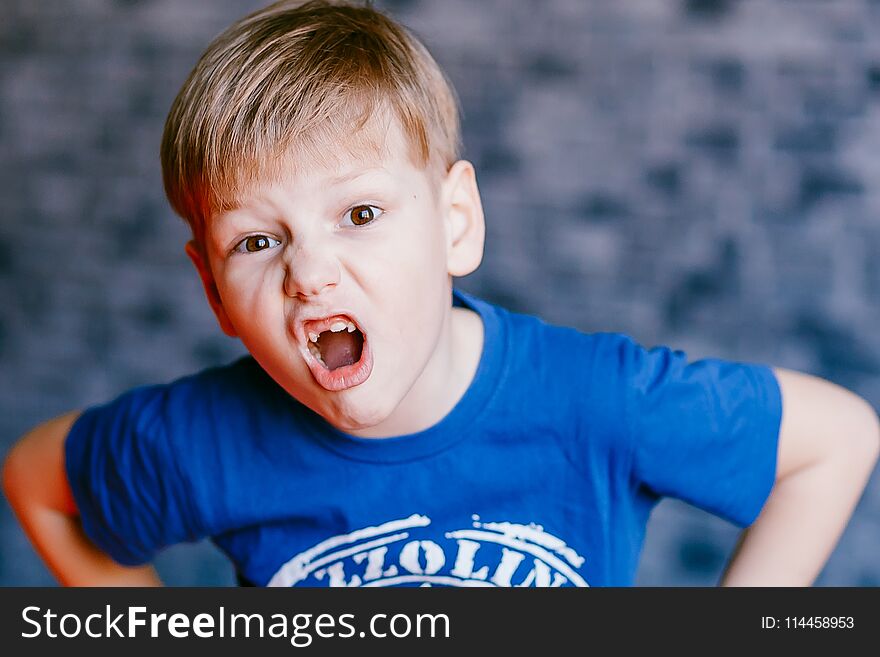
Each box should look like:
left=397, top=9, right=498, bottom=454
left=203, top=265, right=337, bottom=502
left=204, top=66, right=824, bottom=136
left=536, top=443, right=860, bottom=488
left=71, top=354, right=287, bottom=454
left=457, top=287, right=635, bottom=353
left=466, top=286, right=779, bottom=420
left=460, top=288, right=656, bottom=400
left=146, top=354, right=278, bottom=405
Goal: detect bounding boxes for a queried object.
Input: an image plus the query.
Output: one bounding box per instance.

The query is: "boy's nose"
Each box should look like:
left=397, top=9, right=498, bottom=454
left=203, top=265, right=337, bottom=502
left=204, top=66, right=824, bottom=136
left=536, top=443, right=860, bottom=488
left=282, top=244, right=341, bottom=299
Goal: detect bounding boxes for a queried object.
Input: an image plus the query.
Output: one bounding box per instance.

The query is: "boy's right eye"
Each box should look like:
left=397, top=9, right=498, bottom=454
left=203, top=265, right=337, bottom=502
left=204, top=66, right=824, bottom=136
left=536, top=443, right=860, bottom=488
left=233, top=235, right=281, bottom=254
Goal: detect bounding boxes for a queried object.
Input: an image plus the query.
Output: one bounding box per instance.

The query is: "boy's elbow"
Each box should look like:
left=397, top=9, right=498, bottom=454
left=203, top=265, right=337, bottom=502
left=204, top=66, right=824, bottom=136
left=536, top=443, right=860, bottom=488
left=774, top=368, right=880, bottom=479
left=839, top=393, right=880, bottom=468
left=2, top=436, right=43, bottom=511
left=858, top=398, right=880, bottom=462
left=2, top=412, right=80, bottom=514
left=2, top=440, right=28, bottom=509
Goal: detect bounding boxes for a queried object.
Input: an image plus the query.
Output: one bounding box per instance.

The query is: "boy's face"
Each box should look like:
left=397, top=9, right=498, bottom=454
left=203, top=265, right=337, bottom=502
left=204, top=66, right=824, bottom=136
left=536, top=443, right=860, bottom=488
left=187, top=118, right=484, bottom=434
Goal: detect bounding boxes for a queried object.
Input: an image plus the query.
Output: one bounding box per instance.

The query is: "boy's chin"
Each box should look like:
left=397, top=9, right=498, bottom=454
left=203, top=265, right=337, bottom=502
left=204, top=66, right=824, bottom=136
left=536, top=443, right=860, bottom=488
left=318, top=393, right=401, bottom=434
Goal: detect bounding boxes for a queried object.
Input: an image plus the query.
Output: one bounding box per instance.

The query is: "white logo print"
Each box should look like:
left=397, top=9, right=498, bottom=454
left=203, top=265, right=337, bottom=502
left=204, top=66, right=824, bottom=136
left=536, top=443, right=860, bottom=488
left=267, top=514, right=589, bottom=587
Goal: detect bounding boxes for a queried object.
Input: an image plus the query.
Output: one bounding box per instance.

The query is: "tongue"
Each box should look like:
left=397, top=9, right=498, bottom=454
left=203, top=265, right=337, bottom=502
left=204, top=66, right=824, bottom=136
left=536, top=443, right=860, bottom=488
left=317, top=330, right=364, bottom=370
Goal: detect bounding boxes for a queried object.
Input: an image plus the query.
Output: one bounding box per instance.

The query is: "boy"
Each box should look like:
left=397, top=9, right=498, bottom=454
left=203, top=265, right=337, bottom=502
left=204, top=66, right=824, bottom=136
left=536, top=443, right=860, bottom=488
left=3, top=0, right=878, bottom=587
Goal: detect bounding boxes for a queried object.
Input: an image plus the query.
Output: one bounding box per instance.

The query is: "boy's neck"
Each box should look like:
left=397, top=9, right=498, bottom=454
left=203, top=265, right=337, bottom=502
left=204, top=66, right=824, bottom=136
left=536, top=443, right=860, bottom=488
left=344, top=305, right=484, bottom=439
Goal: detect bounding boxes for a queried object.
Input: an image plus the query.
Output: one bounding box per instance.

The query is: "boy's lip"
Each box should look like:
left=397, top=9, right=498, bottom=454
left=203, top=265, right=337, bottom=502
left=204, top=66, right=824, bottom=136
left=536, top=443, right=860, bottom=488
left=296, top=311, right=373, bottom=392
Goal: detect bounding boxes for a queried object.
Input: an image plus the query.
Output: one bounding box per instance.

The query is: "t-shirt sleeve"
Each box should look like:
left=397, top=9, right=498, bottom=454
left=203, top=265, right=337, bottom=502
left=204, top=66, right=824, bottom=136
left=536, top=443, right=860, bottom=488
left=619, top=336, right=783, bottom=527
left=64, top=383, right=205, bottom=566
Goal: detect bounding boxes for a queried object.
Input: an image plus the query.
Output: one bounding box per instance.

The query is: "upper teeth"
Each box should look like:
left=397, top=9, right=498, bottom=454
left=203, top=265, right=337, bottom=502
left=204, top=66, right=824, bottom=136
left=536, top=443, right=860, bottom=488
left=308, top=320, right=358, bottom=341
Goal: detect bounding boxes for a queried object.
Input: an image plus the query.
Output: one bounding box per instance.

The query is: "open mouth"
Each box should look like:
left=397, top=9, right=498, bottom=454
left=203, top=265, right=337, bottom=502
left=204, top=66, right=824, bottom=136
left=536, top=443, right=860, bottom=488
left=301, top=314, right=372, bottom=391
left=307, top=318, right=364, bottom=371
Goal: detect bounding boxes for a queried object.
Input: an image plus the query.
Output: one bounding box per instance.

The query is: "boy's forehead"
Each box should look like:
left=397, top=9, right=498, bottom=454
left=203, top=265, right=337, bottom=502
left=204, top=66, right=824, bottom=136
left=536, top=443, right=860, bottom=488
left=229, top=113, right=416, bottom=206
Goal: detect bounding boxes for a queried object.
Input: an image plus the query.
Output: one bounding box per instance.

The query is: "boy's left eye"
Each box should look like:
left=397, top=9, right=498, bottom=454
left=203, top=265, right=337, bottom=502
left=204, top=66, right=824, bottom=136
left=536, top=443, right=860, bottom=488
left=343, top=204, right=384, bottom=227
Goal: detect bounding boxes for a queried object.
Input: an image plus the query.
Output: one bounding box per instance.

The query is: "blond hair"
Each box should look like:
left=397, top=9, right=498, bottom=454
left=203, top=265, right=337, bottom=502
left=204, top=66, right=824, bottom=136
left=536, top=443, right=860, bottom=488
left=160, top=0, right=461, bottom=245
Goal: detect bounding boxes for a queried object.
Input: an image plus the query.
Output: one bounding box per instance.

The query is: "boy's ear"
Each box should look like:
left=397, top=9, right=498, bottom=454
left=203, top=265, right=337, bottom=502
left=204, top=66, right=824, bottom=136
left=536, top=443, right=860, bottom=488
left=441, top=159, right=485, bottom=277
left=184, top=240, right=238, bottom=338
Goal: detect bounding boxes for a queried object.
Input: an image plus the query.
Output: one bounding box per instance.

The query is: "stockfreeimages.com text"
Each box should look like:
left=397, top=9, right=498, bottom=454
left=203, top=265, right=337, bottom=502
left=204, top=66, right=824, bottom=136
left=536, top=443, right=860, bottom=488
left=21, top=605, right=450, bottom=646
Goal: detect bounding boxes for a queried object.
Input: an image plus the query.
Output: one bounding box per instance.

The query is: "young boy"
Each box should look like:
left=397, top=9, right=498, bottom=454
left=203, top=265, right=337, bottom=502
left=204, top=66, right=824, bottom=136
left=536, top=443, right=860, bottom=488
left=3, top=0, right=879, bottom=587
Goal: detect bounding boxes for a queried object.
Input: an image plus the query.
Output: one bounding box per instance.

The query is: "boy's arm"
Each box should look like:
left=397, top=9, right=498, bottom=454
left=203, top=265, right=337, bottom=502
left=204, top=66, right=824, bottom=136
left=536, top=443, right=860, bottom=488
left=2, top=411, right=163, bottom=586
left=719, top=367, right=880, bottom=586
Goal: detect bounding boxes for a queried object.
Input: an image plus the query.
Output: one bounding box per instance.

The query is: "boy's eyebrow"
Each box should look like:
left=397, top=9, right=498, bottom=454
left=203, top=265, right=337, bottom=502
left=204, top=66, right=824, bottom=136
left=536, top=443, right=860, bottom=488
left=326, top=167, right=389, bottom=187
left=218, top=167, right=391, bottom=217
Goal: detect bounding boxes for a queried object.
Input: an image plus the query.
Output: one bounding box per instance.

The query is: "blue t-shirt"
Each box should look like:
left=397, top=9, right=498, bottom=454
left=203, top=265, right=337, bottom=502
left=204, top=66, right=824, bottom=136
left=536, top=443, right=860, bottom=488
left=65, top=289, right=782, bottom=587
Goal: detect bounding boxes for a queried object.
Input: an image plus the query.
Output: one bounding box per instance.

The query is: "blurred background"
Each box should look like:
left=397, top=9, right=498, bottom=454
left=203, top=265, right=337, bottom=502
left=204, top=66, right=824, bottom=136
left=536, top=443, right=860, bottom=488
left=1, top=0, right=879, bottom=586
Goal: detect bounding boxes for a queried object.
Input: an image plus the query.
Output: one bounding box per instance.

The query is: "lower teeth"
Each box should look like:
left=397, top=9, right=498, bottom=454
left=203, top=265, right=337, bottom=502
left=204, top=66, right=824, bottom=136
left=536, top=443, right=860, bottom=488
left=308, top=342, right=327, bottom=367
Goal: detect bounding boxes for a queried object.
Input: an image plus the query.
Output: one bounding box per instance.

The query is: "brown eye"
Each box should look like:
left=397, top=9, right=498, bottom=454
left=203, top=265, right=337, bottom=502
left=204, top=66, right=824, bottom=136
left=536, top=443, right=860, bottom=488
left=246, top=236, right=269, bottom=251
left=234, top=235, right=280, bottom=254
left=349, top=205, right=378, bottom=226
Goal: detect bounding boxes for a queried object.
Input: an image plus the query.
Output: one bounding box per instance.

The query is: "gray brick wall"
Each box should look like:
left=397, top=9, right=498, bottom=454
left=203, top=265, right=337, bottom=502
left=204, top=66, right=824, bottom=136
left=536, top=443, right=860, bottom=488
left=1, top=0, right=878, bottom=586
